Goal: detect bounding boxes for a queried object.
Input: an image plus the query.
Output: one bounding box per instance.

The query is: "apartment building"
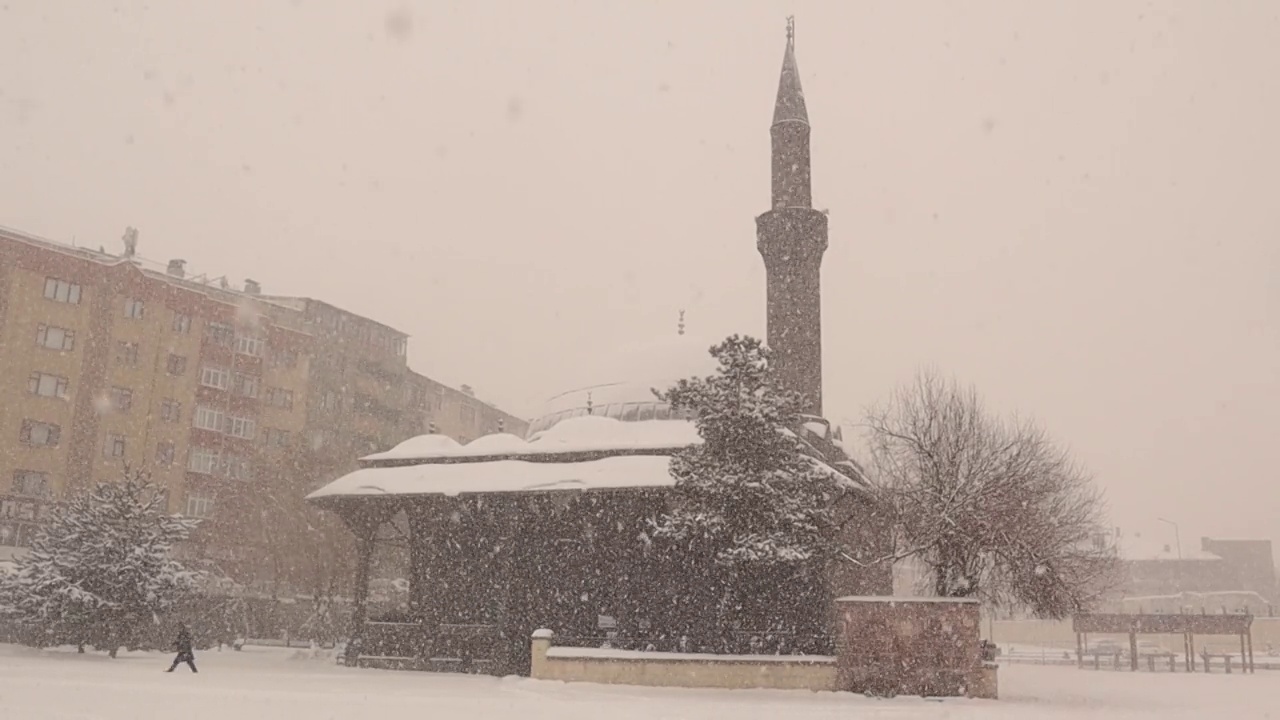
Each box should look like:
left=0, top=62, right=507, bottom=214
left=0, top=228, right=312, bottom=551
left=0, top=225, right=527, bottom=589
left=407, top=371, right=528, bottom=445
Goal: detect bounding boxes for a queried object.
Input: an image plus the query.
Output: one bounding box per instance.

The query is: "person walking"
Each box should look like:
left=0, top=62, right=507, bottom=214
left=166, top=624, right=198, bottom=673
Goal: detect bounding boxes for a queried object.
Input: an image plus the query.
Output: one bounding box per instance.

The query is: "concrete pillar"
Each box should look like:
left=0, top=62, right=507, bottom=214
left=530, top=629, right=554, bottom=679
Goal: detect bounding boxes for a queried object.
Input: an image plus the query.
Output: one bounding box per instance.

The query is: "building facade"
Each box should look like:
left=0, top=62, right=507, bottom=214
left=0, top=226, right=526, bottom=589
left=306, top=21, right=892, bottom=674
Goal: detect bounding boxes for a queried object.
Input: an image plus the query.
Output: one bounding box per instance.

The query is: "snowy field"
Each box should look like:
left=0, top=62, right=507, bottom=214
left=0, top=644, right=1275, bottom=720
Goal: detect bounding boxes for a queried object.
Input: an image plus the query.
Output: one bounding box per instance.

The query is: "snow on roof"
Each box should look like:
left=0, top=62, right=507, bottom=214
left=544, top=646, right=835, bottom=664
left=307, top=454, right=678, bottom=501
left=374, top=434, right=463, bottom=459
left=363, top=416, right=701, bottom=462
left=835, top=595, right=980, bottom=604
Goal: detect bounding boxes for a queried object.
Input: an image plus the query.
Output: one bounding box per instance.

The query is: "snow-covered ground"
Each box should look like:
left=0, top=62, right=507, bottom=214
left=0, top=643, right=1275, bottom=719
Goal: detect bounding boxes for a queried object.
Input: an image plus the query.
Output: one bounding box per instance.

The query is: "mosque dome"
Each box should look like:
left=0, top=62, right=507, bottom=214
left=526, top=331, right=724, bottom=439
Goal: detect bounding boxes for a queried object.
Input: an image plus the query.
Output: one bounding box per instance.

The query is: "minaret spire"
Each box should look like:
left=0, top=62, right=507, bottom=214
left=773, top=17, right=809, bottom=128
left=756, top=18, right=828, bottom=416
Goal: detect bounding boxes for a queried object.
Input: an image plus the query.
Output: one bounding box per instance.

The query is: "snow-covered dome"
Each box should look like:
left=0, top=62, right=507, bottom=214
left=526, top=332, right=723, bottom=439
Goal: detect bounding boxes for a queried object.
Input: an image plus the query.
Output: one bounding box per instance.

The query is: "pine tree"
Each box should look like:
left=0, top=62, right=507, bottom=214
left=653, top=335, right=843, bottom=633
left=0, top=468, right=200, bottom=656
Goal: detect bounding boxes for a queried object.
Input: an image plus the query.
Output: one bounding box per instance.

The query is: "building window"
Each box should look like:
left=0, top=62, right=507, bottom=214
left=262, top=428, right=292, bottom=448
left=43, top=277, right=82, bottom=304
left=35, top=324, right=75, bottom=351
left=268, top=348, right=297, bottom=368
left=233, top=373, right=260, bottom=398
left=320, top=391, right=337, bottom=410
left=264, top=387, right=293, bottom=409
left=27, top=372, right=69, bottom=399
left=393, top=337, right=407, bottom=357
left=123, top=298, right=145, bottom=319
left=235, top=335, right=265, bottom=357
left=185, top=494, right=214, bottom=519
left=156, top=441, right=176, bottom=466
left=187, top=447, right=219, bottom=475
left=110, top=386, right=134, bottom=412
left=194, top=406, right=225, bottom=432
left=172, top=312, right=192, bottom=334
left=12, top=470, right=50, bottom=498
left=116, top=341, right=139, bottom=366
left=199, top=366, right=229, bottom=390
left=160, top=399, right=182, bottom=423
left=460, top=404, right=477, bottom=425
left=224, top=455, right=250, bottom=480
left=18, top=420, right=60, bottom=447
left=103, top=433, right=126, bottom=458
left=227, top=416, right=257, bottom=440
left=166, top=354, right=187, bottom=375
left=205, top=322, right=234, bottom=347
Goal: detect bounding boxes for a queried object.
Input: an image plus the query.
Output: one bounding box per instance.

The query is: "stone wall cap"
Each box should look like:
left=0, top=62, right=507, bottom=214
left=531, top=629, right=555, bottom=639
left=835, top=595, right=980, bottom=604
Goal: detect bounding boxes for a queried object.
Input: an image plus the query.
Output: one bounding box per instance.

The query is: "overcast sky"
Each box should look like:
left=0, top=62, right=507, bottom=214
left=2, top=0, right=1277, bottom=547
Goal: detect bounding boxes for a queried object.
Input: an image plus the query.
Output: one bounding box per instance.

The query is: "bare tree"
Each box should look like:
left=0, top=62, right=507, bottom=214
left=863, top=369, right=1119, bottom=618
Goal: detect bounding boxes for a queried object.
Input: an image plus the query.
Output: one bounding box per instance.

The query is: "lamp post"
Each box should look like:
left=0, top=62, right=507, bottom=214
left=1156, top=517, right=1182, bottom=560
left=1157, top=517, right=1184, bottom=604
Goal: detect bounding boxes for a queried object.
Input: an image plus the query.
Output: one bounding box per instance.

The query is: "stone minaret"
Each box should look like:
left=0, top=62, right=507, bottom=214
left=756, top=18, right=828, bottom=416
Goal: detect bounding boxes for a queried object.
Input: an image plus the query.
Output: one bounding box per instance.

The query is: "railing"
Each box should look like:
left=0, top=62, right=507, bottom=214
left=349, top=621, right=506, bottom=673
left=553, top=629, right=834, bottom=656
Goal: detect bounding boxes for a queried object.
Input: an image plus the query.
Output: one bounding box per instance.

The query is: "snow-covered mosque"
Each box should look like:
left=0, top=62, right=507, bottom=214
left=308, top=21, right=891, bottom=673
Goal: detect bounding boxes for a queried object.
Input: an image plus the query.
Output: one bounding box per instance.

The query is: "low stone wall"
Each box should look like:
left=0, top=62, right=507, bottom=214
left=529, top=630, right=837, bottom=691
left=835, top=596, right=997, bottom=699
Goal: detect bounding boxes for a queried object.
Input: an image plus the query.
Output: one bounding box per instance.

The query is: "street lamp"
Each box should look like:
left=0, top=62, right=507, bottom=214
left=1156, top=517, right=1182, bottom=560
left=1157, top=517, right=1184, bottom=605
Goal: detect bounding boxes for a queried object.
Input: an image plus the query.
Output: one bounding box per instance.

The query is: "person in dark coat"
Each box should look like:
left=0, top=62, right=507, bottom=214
left=166, top=624, right=198, bottom=673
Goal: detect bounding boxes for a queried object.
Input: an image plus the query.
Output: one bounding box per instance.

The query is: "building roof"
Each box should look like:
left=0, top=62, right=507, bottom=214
left=0, top=224, right=312, bottom=335
left=308, top=454, right=679, bottom=501
left=528, top=331, right=723, bottom=438
left=362, top=415, right=700, bottom=463
left=257, top=295, right=410, bottom=338
left=307, top=414, right=865, bottom=502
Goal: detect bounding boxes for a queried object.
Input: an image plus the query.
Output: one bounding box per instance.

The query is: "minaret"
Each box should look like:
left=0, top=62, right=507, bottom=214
left=756, top=17, right=828, bottom=416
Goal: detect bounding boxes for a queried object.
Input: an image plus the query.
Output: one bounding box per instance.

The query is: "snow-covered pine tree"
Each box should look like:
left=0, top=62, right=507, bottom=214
left=653, top=335, right=842, bottom=634
left=0, top=467, right=200, bottom=656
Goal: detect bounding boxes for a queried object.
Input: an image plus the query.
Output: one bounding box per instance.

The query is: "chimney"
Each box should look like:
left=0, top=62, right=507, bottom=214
left=244, top=279, right=261, bottom=295
left=460, top=384, right=475, bottom=397
left=166, top=259, right=187, bottom=278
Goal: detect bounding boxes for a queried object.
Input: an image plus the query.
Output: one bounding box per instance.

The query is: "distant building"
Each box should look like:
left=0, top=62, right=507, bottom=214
left=1115, top=528, right=1277, bottom=607
left=405, top=371, right=528, bottom=446
left=0, top=225, right=525, bottom=589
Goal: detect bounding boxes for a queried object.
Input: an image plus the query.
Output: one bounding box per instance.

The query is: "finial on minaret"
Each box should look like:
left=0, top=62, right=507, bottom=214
left=786, top=16, right=795, bottom=45
left=677, top=309, right=686, bottom=336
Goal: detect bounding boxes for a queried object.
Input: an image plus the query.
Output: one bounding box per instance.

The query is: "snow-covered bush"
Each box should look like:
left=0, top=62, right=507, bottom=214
left=0, top=468, right=200, bottom=656
left=653, top=335, right=842, bottom=632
